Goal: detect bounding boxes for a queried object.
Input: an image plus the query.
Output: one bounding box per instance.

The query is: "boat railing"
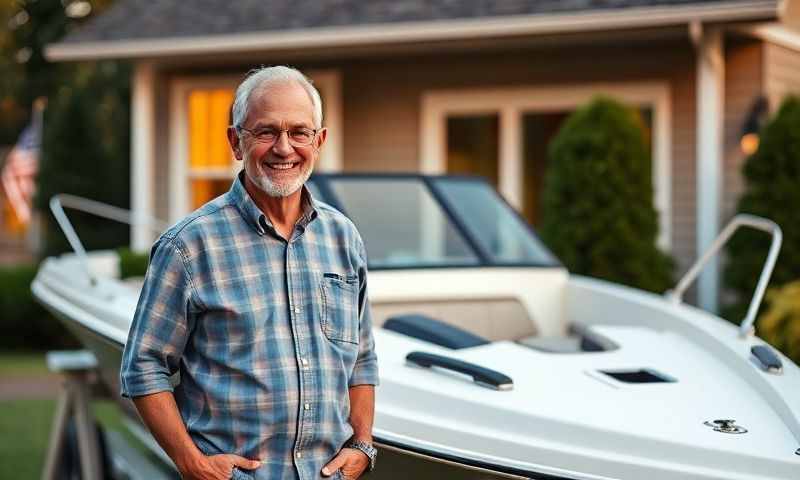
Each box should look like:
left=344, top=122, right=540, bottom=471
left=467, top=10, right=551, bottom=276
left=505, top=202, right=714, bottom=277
left=49, top=194, right=169, bottom=284
left=666, top=213, right=782, bottom=338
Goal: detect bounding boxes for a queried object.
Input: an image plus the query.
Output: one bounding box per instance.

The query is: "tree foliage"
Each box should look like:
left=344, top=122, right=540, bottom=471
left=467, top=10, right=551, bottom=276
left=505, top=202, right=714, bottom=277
left=0, top=1, right=131, bottom=256
left=35, top=60, right=131, bottom=257
left=540, top=96, right=673, bottom=292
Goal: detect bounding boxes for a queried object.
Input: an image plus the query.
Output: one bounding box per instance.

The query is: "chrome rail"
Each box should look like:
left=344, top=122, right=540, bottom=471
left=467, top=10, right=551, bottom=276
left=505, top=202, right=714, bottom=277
left=49, top=194, right=169, bottom=283
left=666, top=214, right=782, bottom=338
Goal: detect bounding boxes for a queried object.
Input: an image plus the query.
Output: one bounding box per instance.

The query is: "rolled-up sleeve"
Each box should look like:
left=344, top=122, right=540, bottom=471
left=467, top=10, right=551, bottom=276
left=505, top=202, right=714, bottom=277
left=348, top=237, right=379, bottom=387
left=120, top=238, right=197, bottom=398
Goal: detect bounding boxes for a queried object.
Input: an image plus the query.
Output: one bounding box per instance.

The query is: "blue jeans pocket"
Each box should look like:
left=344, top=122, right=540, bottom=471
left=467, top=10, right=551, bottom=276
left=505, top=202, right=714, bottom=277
left=231, top=467, right=254, bottom=480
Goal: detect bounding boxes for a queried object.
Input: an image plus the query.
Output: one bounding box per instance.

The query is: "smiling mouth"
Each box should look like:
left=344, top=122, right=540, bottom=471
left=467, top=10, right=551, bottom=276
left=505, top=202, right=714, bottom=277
left=265, top=161, right=300, bottom=170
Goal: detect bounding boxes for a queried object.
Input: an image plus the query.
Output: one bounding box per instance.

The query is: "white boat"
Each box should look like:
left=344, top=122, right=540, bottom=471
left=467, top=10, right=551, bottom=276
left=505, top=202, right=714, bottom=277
left=32, top=174, right=800, bottom=479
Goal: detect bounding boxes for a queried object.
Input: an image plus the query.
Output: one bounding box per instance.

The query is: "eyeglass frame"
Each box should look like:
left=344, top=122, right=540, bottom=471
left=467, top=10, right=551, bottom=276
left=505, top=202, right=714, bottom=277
left=233, top=125, right=320, bottom=147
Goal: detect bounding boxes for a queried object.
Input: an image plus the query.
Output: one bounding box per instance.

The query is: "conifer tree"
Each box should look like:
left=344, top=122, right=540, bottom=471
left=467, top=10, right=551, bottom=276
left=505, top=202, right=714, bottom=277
left=540, top=96, right=673, bottom=292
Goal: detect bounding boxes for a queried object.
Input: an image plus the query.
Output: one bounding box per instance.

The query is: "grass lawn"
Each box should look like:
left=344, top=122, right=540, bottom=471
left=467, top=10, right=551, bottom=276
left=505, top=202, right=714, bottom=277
left=0, top=351, right=51, bottom=377
left=0, top=351, right=167, bottom=479
left=0, top=398, right=129, bottom=479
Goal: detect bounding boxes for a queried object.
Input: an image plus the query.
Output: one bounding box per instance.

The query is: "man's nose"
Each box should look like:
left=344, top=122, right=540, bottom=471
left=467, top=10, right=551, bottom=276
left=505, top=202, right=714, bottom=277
left=272, top=130, right=294, bottom=155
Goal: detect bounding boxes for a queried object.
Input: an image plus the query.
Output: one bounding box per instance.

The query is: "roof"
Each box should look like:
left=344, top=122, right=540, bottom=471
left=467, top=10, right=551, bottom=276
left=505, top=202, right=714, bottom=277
left=47, top=0, right=781, bottom=60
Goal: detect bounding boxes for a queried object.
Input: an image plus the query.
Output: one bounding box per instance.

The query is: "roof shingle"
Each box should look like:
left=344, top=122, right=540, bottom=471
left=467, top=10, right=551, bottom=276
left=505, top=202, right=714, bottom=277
left=61, top=0, right=758, bottom=44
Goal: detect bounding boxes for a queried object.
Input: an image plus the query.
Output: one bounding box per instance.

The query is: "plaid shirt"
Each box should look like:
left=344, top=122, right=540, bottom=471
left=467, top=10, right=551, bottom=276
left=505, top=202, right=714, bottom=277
left=120, top=173, right=379, bottom=480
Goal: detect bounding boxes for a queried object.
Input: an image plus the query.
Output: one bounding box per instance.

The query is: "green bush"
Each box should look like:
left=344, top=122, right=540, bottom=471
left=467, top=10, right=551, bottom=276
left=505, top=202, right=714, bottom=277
left=0, top=263, right=78, bottom=351
left=540, top=96, right=673, bottom=292
left=0, top=248, right=146, bottom=351
left=724, top=97, right=800, bottom=359
left=759, top=280, right=800, bottom=364
left=117, top=247, right=149, bottom=279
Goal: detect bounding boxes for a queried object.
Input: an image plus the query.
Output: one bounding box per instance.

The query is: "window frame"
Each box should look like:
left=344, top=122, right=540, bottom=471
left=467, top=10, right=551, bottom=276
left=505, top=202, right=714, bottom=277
left=420, top=82, right=672, bottom=250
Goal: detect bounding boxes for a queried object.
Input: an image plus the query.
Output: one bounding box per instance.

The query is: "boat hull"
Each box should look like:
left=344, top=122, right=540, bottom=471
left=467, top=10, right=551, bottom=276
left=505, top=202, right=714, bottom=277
left=32, top=256, right=800, bottom=480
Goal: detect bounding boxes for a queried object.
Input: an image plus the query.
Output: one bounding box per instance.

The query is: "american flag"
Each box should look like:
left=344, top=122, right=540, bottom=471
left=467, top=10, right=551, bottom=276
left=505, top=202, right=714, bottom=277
left=1, top=121, right=40, bottom=225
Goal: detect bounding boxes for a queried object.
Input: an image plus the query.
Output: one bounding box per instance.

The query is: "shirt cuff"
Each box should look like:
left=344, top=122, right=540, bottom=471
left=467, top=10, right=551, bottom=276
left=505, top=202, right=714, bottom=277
left=348, top=360, right=379, bottom=387
left=120, top=374, right=174, bottom=398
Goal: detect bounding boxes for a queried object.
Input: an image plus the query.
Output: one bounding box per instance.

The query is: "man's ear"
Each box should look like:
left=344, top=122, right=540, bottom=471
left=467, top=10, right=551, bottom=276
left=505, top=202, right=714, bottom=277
left=314, top=127, right=328, bottom=152
left=227, top=127, right=243, bottom=161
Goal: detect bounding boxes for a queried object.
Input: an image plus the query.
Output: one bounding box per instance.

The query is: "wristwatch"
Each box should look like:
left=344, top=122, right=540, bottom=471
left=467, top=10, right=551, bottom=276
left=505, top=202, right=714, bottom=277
left=345, top=439, right=377, bottom=472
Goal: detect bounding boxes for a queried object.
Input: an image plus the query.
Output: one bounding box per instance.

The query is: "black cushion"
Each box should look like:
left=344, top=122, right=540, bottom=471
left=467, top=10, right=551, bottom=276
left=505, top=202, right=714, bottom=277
left=383, top=314, right=489, bottom=349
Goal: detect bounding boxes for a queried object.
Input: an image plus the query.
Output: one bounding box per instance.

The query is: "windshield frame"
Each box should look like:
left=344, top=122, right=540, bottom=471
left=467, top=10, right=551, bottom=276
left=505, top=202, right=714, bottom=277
left=308, top=173, right=563, bottom=271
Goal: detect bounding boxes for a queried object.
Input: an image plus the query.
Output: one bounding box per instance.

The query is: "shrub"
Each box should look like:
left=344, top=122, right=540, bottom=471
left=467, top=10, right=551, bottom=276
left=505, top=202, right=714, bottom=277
left=759, top=280, right=800, bottom=364
left=540, top=96, right=673, bottom=293
left=117, top=247, right=149, bottom=279
left=0, top=263, right=78, bottom=351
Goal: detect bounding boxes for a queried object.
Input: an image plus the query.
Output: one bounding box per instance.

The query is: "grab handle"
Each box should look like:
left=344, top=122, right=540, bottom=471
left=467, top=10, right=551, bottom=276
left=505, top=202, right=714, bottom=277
left=666, top=214, right=782, bottom=338
left=406, top=351, right=513, bottom=391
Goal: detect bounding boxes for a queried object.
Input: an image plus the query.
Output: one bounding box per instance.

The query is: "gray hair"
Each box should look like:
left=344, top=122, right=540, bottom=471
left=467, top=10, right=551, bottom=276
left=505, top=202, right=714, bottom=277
left=231, top=65, right=323, bottom=129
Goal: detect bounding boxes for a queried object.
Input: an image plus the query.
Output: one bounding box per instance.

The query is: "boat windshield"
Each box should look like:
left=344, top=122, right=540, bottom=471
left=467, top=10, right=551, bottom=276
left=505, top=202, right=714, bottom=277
left=307, top=175, right=560, bottom=270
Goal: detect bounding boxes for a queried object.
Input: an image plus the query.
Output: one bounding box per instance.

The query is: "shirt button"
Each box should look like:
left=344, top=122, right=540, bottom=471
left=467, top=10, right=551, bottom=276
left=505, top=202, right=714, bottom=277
left=294, top=306, right=302, bottom=313
left=301, top=358, right=309, bottom=368
left=296, top=451, right=302, bottom=459
left=304, top=403, right=310, bottom=410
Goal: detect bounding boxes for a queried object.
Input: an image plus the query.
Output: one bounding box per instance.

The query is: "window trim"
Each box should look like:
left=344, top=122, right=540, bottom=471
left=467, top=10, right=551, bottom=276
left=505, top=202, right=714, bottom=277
left=168, top=70, right=342, bottom=221
left=420, top=82, right=672, bottom=250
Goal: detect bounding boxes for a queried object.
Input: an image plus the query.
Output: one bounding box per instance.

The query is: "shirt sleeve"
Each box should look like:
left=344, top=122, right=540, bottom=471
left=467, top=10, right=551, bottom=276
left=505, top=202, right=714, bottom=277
left=119, top=237, right=197, bottom=398
left=348, top=236, right=380, bottom=387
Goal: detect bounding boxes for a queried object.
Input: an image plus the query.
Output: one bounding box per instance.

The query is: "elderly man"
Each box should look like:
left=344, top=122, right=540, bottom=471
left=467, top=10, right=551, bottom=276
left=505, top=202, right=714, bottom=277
left=120, top=66, right=379, bottom=480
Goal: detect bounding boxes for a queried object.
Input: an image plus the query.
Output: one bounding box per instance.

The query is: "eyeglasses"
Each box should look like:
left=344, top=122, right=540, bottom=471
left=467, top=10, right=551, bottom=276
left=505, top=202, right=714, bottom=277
left=235, top=126, right=318, bottom=147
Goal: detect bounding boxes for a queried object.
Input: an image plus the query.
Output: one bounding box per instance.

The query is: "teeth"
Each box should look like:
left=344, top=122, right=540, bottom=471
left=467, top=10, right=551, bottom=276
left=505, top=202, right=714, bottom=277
left=268, top=163, right=295, bottom=170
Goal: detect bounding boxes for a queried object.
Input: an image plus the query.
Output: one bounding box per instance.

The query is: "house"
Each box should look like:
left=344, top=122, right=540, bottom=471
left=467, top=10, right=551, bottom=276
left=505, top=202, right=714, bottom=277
left=45, top=0, right=800, bottom=312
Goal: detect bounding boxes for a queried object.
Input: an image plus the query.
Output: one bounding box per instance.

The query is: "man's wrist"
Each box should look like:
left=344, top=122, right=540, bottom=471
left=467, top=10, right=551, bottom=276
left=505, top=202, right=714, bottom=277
left=350, top=434, right=373, bottom=444
left=175, top=447, right=205, bottom=475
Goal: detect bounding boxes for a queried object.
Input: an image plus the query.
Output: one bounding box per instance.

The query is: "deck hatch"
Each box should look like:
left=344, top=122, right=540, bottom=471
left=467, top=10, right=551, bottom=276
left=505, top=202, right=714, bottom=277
left=599, top=369, right=675, bottom=383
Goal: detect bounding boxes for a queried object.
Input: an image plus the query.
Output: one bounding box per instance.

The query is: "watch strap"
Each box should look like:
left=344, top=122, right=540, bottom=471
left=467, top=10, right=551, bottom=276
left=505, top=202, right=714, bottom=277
left=345, top=439, right=377, bottom=472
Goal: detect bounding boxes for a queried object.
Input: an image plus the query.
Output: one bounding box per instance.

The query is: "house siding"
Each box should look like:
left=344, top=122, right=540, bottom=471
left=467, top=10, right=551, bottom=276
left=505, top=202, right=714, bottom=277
left=764, top=42, right=800, bottom=109
left=722, top=39, right=763, bottom=223
left=340, top=42, right=699, bottom=273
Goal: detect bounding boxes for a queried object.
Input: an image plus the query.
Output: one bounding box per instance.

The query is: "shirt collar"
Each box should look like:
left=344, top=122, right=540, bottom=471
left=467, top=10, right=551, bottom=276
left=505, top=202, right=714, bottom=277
left=228, top=171, right=319, bottom=236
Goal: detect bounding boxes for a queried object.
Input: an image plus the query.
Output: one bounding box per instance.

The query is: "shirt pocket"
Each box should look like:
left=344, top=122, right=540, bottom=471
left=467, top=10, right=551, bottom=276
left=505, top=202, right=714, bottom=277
left=319, top=272, right=360, bottom=345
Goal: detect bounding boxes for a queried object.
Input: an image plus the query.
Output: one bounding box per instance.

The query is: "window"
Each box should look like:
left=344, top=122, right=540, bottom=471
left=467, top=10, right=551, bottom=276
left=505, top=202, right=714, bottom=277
left=327, top=177, right=479, bottom=268
left=187, top=88, right=236, bottom=209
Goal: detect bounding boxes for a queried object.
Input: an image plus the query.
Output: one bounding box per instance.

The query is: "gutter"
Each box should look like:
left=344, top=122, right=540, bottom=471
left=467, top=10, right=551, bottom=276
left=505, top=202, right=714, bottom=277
left=45, top=1, right=779, bottom=61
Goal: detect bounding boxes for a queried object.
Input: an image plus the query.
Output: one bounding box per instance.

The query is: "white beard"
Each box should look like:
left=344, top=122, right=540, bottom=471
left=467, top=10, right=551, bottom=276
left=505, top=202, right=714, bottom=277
left=245, top=159, right=314, bottom=197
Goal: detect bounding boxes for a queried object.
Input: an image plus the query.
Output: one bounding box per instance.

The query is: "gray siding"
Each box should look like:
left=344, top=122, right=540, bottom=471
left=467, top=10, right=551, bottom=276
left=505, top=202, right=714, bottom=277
left=722, top=39, right=763, bottom=223
left=764, top=42, right=800, bottom=111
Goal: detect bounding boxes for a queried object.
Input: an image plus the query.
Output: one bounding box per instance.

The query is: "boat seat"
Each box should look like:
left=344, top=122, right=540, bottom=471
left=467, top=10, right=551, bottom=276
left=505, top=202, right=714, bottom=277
left=383, top=314, right=490, bottom=349
left=372, top=298, right=537, bottom=342
left=517, top=323, right=618, bottom=353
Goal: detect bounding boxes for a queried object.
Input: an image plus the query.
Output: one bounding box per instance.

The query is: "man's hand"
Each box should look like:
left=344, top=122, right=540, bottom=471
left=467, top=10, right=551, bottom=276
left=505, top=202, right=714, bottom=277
left=179, top=453, right=260, bottom=480
left=321, top=448, right=368, bottom=479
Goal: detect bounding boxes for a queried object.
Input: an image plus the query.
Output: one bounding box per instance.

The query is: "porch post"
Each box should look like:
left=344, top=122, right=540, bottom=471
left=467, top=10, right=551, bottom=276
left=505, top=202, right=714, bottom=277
left=131, top=62, right=156, bottom=253
left=694, top=25, right=724, bottom=312
left=499, top=107, right=522, bottom=210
